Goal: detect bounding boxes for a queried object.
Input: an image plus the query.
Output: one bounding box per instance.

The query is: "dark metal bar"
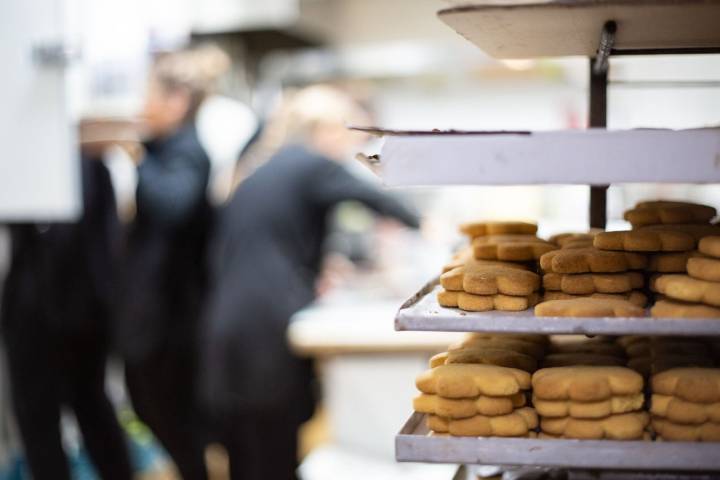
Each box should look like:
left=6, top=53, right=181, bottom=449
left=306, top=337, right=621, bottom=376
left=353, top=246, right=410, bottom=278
left=594, top=21, right=617, bottom=75
left=611, top=47, right=720, bottom=56
left=589, top=54, right=609, bottom=229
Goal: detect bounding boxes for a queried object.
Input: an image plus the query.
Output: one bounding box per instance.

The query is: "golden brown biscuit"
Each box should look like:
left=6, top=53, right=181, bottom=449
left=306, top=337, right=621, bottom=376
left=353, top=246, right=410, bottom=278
left=533, top=393, right=644, bottom=419
left=448, top=407, right=538, bottom=437
left=651, top=394, right=720, bottom=424
left=445, top=347, right=538, bottom=373
left=437, top=290, right=459, bottom=308
left=540, top=247, right=647, bottom=273
left=440, top=260, right=529, bottom=291
left=628, top=355, right=714, bottom=378
left=442, top=247, right=473, bottom=273
left=543, top=272, right=644, bottom=294
left=641, top=224, right=720, bottom=242
left=440, top=261, right=539, bottom=296
left=416, top=364, right=531, bottom=398
left=429, top=352, right=448, bottom=368
left=472, top=235, right=558, bottom=261
left=549, top=233, right=597, bottom=249
left=654, top=274, right=720, bottom=307
left=457, top=291, right=540, bottom=312
left=548, top=338, right=626, bottom=357
left=460, top=221, right=538, bottom=238
left=624, top=201, right=716, bottom=228
left=543, top=290, right=648, bottom=308
left=427, top=414, right=449, bottom=433
left=688, top=256, right=720, bottom=282
left=652, top=368, right=720, bottom=403
left=651, top=299, right=720, bottom=318
left=450, top=337, right=545, bottom=360
left=652, top=417, right=720, bottom=441
left=646, top=251, right=698, bottom=273
left=535, top=298, right=645, bottom=318
left=532, top=366, right=643, bottom=401
left=699, top=236, right=720, bottom=259
left=414, top=393, right=526, bottom=418
left=542, top=353, right=626, bottom=368
left=594, top=230, right=695, bottom=252
left=541, top=411, right=649, bottom=440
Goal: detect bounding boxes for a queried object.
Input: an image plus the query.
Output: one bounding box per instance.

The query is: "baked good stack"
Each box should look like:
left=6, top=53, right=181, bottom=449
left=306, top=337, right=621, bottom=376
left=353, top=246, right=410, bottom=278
left=651, top=236, right=720, bottom=318
left=532, top=366, right=648, bottom=440
left=438, top=221, right=547, bottom=312
left=414, top=363, right=537, bottom=437
left=537, top=244, right=648, bottom=313
left=619, top=336, right=715, bottom=378
left=650, top=368, right=720, bottom=441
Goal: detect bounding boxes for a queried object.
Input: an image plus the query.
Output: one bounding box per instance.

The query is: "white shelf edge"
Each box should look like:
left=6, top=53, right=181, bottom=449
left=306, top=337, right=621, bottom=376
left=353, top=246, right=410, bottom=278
left=395, top=281, right=720, bottom=336
left=397, top=412, right=720, bottom=471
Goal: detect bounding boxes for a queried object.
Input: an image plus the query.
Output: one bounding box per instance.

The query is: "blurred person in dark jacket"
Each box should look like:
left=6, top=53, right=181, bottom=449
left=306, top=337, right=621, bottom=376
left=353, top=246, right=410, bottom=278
left=200, top=86, right=419, bottom=480
left=115, top=45, right=229, bottom=480
left=1, top=157, right=132, bottom=480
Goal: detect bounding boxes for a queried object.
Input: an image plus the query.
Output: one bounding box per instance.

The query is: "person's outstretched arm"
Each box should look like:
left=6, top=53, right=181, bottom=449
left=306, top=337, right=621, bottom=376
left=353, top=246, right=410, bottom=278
left=310, top=157, right=419, bottom=228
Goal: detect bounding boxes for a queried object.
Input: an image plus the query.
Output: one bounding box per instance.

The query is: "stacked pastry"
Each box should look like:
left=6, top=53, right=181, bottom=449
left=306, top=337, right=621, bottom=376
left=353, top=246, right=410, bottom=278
left=651, top=236, right=720, bottom=318
left=438, top=221, right=546, bottom=312
left=624, top=200, right=717, bottom=229
left=548, top=232, right=597, bottom=250
left=650, top=368, right=720, bottom=441
left=414, top=362, right=537, bottom=437
left=618, top=336, right=715, bottom=378
left=537, top=244, right=648, bottom=310
left=542, top=336, right=626, bottom=368
left=532, top=366, right=648, bottom=440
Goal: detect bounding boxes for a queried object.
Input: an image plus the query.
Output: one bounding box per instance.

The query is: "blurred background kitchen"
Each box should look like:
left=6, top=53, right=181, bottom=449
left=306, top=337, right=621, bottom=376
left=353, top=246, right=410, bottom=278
left=1, top=0, right=719, bottom=479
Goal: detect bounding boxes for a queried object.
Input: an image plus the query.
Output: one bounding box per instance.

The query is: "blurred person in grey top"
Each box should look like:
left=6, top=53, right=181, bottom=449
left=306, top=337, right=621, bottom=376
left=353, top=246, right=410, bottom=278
left=115, top=44, right=229, bottom=480
left=200, top=86, right=419, bottom=480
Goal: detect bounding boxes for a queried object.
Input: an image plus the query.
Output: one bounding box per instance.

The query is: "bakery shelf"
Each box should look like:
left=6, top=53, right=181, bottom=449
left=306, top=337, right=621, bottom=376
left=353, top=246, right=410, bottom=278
left=357, top=127, right=720, bottom=187
left=395, top=280, right=720, bottom=336
left=397, top=412, right=720, bottom=471
left=438, top=0, right=720, bottom=59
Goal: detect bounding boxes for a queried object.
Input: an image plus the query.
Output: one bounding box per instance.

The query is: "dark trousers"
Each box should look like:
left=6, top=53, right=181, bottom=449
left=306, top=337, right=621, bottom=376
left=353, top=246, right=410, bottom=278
left=216, top=408, right=300, bottom=480
left=126, top=344, right=208, bottom=480
left=3, top=325, right=132, bottom=480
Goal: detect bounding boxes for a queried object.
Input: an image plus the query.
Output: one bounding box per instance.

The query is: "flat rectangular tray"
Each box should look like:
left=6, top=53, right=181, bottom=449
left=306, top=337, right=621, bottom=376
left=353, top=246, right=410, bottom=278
left=395, top=280, right=720, bottom=337
left=397, top=412, right=720, bottom=471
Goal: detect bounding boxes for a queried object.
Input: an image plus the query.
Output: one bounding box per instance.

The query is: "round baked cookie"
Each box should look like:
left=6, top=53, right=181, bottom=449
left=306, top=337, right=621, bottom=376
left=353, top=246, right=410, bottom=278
left=543, top=290, right=648, bottom=308
left=534, top=393, right=644, bottom=419
left=650, top=299, right=720, bottom=318
left=541, top=411, right=649, bottom=440
left=641, top=224, right=720, bottom=242
left=457, top=291, right=540, bottom=312
left=437, top=289, right=459, bottom=308
left=699, top=236, right=720, bottom=259
left=445, top=347, right=538, bottom=373
left=414, top=392, right=526, bottom=418
left=540, top=247, right=647, bottom=273
left=440, top=259, right=532, bottom=292
left=651, top=394, right=720, bottom=424
left=646, top=251, right=698, bottom=273
left=651, top=368, right=720, bottom=404
left=594, top=230, right=695, bottom=252
left=654, top=274, right=720, bottom=307
left=473, top=235, right=557, bottom=262
left=426, top=414, right=449, bottom=433
left=652, top=417, right=720, bottom=442
left=532, top=366, right=643, bottom=402
left=687, top=256, right=720, bottom=282
left=535, top=298, right=645, bottom=318
left=416, top=364, right=531, bottom=398
left=542, top=272, right=644, bottom=295
left=624, top=201, right=716, bottom=228
left=448, top=407, right=538, bottom=437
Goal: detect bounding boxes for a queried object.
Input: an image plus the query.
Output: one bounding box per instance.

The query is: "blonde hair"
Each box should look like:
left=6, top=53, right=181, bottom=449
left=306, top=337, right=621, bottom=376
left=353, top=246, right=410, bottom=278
left=153, top=44, right=231, bottom=117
